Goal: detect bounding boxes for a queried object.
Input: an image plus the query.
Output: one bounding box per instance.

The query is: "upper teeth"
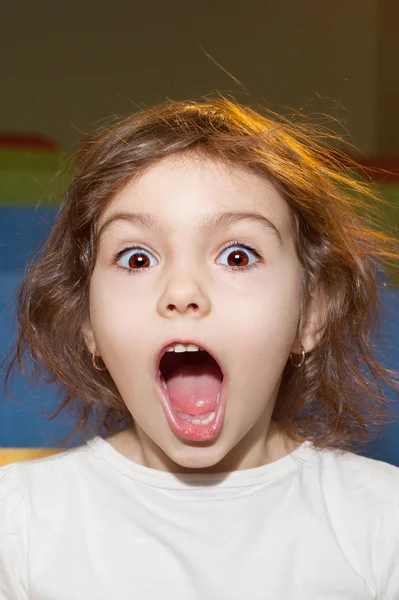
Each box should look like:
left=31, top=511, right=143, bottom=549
left=166, top=343, right=201, bottom=353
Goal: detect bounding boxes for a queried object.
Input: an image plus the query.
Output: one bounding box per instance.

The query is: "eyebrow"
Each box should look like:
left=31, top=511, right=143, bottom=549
left=97, top=210, right=283, bottom=245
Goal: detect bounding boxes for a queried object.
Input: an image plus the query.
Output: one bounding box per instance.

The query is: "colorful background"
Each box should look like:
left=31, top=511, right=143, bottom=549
left=0, top=136, right=398, bottom=466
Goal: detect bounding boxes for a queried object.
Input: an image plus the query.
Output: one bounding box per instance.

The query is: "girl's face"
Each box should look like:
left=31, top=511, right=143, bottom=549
left=83, top=154, right=323, bottom=472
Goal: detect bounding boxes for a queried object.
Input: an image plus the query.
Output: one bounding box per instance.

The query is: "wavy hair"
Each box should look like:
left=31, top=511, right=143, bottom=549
left=3, top=97, right=399, bottom=452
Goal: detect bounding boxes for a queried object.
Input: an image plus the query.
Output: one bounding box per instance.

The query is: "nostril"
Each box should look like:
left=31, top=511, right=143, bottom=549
left=166, top=303, right=199, bottom=312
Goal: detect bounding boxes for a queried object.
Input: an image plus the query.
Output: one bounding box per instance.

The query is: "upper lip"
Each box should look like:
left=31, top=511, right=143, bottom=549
left=155, top=339, right=226, bottom=381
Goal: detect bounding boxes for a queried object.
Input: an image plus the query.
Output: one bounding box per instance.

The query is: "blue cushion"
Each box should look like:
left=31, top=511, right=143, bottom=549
left=0, top=271, right=76, bottom=447
left=0, top=206, right=57, bottom=272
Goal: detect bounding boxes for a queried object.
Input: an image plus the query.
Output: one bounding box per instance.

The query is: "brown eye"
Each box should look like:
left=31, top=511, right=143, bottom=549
left=218, top=243, right=260, bottom=270
left=226, top=249, right=249, bottom=267
left=117, top=247, right=158, bottom=271
left=128, top=252, right=150, bottom=269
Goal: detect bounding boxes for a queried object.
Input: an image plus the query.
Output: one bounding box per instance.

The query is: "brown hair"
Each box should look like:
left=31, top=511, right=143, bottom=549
left=3, top=97, right=399, bottom=452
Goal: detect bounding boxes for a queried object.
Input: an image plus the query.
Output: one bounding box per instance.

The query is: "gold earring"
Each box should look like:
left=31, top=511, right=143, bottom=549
left=92, top=350, right=107, bottom=371
left=289, top=344, right=306, bottom=368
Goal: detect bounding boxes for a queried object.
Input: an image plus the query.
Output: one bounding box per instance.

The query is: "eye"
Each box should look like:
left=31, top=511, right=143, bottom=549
left=217, top=242, right=262, bottom=271
left=114, top=241, right=262, bottom=275
left=116, top=246, right=158, bottom=272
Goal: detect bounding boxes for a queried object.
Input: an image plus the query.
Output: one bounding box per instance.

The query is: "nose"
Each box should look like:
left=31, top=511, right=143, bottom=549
left=157, top=271, right=211, bottom=319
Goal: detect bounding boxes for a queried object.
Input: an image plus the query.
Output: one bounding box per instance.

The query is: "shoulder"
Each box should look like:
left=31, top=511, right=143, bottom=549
left=0, top=460, right=25, bottom=517
left=0, top=441, right=103, bottom=521
left=305, top=444, right=399, bottom=598
left=304, top=443, right=399, bottom=520
left=312, top=444, right=399, bottom=502
left=0, top=462, right=27, bottom=534
left=5, top=440, right=99, bottom=500
left=0, top=441, right=94, bottom=511
left=0, top=463, right=29, bottom=598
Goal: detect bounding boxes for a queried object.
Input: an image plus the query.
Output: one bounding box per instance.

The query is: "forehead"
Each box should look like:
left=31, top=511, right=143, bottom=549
left=97, top=154, right=294, bottom=236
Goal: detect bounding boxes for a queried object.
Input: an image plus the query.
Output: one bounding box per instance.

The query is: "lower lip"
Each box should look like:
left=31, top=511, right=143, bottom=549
left=156, top=376, right=227, bottom=442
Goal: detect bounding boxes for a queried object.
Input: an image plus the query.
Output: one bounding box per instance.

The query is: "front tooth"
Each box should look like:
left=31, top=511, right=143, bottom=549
left=173, top=344, right=188, bottom=353
left=186, top=344, right=200, bottom=352
left=166, top=343, right=200, bottom=353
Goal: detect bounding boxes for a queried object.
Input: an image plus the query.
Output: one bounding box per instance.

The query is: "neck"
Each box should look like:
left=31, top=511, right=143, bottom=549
left=106, top=420, right=303, bottom=474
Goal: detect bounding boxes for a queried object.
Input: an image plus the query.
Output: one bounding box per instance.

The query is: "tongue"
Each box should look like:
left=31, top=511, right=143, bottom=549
left=165, top=362, right=222, bottom=416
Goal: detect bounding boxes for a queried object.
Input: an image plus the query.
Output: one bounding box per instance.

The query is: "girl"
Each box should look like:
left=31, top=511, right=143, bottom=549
left=1, top=97, right=398, bottom=599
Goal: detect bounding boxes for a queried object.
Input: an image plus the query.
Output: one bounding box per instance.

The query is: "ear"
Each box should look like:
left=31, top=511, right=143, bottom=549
left=292, top=282, right=327, bottom=354
left=81, top=319, right=96, bottom=355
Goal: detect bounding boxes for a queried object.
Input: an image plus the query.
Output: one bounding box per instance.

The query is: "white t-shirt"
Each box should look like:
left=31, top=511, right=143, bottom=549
left=0, top=435, right=398, bottom=600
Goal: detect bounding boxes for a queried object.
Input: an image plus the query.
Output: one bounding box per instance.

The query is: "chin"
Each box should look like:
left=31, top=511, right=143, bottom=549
left=165, top=438, right=232, bottom=472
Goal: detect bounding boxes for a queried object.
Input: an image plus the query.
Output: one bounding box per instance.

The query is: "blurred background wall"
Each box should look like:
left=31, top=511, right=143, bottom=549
left=0, top=0, right=398, bottom=463
left=0, top=0, right=391, bottom=155
left=376, top=0, right=399, bottom=154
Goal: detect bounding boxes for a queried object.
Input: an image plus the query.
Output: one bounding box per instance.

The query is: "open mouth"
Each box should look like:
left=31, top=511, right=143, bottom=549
left=157, top=345, right=227, bottom=441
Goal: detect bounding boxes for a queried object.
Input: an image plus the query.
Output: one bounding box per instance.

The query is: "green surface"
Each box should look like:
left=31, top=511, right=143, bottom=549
left=373, top=184, right=399, bottom=232
left=361, top=184, right=399, bottom=287
left=0, top=149, right=71, bottom=206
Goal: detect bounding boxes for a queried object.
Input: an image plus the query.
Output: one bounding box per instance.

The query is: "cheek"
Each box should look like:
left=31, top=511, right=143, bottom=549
left=221, top=264, right=301, bottom=340
left=225, top=299, right=300, bottom=374
left=221, top=280, right=301, bottom=386
left=88, top=274, right=148, bottom=353
left=225, top=287, right=301, bottom=390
